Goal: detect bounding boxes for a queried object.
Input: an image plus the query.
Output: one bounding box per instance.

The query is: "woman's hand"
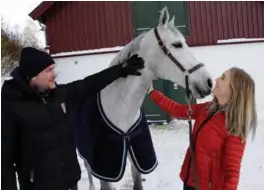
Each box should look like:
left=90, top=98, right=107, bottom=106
left=148, top=82, right=154, bottom=95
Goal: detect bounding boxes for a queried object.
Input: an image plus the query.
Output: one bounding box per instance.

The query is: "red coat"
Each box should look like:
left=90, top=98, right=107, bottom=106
left=150, top=90, right=246, bottom=190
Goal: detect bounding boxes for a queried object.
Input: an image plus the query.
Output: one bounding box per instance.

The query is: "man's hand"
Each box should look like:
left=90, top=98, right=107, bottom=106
left=120, top=54, right=145, bottom=77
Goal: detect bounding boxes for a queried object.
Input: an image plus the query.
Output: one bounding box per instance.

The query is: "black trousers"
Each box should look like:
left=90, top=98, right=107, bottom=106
left=70, top=185, right=78, bottom=190
left=183, top=184, right=196, bottom=190
left=20, top=183, right=78, bottom=190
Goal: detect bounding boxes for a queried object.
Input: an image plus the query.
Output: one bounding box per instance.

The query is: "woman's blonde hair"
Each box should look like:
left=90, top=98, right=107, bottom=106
left=209, top=67, right=257, bottom=141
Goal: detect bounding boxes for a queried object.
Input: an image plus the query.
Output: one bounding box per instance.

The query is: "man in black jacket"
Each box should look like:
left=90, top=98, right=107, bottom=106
left=1, top=47, right=144, bottom=190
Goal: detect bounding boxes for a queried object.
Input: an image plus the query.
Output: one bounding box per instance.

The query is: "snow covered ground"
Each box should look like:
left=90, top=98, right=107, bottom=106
left=76, top=118, right=264, bottom=190
left=54, top=42, right=264, bottom=190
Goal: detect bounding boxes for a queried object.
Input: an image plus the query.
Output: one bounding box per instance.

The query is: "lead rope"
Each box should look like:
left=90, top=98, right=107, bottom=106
left=185, top=94, right=200, bottom=190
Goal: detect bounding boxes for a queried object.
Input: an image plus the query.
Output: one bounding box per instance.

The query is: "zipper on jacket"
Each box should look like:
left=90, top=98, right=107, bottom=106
left=41, top=97, right=47, bottom=104
left=30, top=170, right=34, bottom=182
left=184, top=111, right=216, bottom=185
left=209, top=162, right=213, bottom=189
left=209, top=181, right=212, bottom=189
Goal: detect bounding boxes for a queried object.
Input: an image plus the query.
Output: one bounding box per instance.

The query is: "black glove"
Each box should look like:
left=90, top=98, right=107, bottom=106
left=119, top=54, right=145, bottom=77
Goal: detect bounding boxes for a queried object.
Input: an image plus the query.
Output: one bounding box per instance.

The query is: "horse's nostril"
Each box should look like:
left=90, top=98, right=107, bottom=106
left=207, top=79, right=213, bottom=89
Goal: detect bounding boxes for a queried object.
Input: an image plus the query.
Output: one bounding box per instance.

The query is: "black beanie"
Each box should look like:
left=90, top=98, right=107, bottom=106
left=19, top=47, right=55, bottom=79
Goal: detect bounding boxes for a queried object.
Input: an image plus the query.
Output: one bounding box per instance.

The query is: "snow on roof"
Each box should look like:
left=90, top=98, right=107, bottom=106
left=217, top=38, right=264, bottom=44
left=51, top=46, right=124, bottom=58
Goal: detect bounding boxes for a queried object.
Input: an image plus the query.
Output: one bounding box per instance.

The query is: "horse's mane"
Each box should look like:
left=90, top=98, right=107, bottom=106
left=108, top=26, right=185, bottom=68
left=109, top=32, right=146, bottom=67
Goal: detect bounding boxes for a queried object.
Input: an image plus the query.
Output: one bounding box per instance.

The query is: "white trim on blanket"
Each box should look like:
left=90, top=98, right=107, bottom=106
left=128, top=145, right=158, bottom=174
left=78, top=138, right=127, bottom=182
left=79, top=93, right=157, bottom=181
left=97, top=93, right=142, bottom=134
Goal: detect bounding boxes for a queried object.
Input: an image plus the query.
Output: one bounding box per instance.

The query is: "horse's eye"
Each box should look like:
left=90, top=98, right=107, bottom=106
left=172, top=42, right=183, bottom=48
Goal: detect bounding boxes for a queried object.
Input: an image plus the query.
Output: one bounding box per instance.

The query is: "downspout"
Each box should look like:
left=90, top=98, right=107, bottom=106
left=38, top=21, right=50, bottom=54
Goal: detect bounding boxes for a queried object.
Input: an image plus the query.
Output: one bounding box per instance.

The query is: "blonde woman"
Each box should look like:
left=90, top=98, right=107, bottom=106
left=148, top=67, right=257, bottom=190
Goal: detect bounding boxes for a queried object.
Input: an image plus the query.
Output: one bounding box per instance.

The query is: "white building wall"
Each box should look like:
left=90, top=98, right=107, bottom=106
left=53, top=42, right=264, bottom=117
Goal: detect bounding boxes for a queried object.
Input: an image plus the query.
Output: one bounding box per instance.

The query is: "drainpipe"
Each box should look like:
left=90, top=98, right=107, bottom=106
left=38, top=21, right=50, bottom=54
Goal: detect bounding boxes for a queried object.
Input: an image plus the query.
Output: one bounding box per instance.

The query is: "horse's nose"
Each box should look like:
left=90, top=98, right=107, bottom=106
left=207, top=78, right=213, bottom=89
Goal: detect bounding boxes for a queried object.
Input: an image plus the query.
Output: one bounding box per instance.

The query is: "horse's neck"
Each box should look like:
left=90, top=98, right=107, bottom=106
left=100, top=67, right=154, bottom=133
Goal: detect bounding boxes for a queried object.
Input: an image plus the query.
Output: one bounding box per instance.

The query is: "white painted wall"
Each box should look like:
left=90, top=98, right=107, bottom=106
left=190, top=42, right=264, bottom=117
left=54, top=53, right=118, bottom=84
left=54, top=42, right=264, bottom=116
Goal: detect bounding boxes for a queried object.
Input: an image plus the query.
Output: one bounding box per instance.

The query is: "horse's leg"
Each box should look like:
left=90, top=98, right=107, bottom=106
left=129, top=153, right=143, bottom=190
left=131, top=164, right=143, bottom=190
left=100, top=180, right=116, bottom=190
left=84, top=160, right=116, bottom=190
left=84, top=161, right=96, bottom=190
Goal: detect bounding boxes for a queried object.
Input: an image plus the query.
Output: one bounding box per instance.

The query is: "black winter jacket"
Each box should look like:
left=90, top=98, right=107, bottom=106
left=1, top=65, right=125, bottom=190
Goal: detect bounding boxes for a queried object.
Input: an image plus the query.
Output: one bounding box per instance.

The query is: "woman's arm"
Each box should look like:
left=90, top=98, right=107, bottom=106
left=149, top=90, right=206, bottom=119
left=222, top=135, right=246, bottom=190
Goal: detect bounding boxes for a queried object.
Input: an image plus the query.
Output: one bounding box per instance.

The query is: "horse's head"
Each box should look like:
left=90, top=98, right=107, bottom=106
left=140, top=7, right=212, bottom=98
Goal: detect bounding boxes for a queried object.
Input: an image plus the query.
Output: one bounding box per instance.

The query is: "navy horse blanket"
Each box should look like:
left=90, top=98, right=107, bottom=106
left=72, top=93, right=158, bottom=182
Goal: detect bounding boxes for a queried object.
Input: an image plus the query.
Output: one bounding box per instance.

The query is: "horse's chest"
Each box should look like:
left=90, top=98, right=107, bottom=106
left=75, top=94, right=158, bottom=182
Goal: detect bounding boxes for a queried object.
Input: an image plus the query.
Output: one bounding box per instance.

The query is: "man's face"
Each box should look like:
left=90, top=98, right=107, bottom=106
left=30, top=64, right=56, bottom=91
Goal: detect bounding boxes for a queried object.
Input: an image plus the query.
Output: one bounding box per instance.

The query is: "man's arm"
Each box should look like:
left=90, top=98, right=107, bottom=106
left=62, top=54, right=144, bottom=110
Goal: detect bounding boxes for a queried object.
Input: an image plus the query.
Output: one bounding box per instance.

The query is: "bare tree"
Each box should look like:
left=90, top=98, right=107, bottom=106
left=22, top=19, right=42, bottom=48
left=1, top=17, right=43, bottom=78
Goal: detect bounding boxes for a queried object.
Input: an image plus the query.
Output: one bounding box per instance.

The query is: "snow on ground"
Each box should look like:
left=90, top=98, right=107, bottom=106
left=76, top=123, right=190, bottom=190
left=57, top=42, right=264, bottom=190
left=76, top=117, right=264, bottom=190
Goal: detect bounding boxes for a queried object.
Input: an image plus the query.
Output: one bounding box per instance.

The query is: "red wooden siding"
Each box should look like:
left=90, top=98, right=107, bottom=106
left=30, top=1, right=264, bottom=54
left=186, top=1, right=264, bottom=46
left=42, top=1, right=133, bottom=54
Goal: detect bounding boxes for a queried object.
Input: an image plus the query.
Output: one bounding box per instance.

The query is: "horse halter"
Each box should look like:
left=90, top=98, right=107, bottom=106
left=153, top=28, right=204, bottom=99
left=154, top=27, right=203, bottom=190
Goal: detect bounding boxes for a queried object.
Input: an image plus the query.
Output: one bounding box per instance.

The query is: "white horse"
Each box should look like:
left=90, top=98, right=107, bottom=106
left=79, top=7, right=212, bottom=190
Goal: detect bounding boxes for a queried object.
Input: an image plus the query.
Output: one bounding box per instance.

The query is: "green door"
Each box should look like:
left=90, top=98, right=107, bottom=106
left=164, top=81, right=196, bottom=104
left=157, top=1, right=190, bottom=36
left=132, top=1, right=159, bottom=37
left=142, top=78, right=169, bottom=124
left=132, top=1, right=190, bottom=37
left=164, top=80, right=197, bottom=121
left=132, top=1, right=191, bottom=123
left=163, top=80, right=196, bottom=122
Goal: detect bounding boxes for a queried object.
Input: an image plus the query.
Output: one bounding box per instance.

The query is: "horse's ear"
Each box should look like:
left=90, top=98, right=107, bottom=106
left=169, top=16, right=175, bottom=27
left=159, top=7, right=170, bottom=27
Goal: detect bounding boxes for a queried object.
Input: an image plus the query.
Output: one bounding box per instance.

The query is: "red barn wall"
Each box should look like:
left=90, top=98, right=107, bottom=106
left=186, top=1, right=264, bottom=46
left=38, top=1, right=264, bottom=54
left=43, top=1, right=133, bottom=54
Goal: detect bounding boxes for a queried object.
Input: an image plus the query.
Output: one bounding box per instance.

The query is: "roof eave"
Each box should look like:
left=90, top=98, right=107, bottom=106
left=29, top=1, right=55, bottom=23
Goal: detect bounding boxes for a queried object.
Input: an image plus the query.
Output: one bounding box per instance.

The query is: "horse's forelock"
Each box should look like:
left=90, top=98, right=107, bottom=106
left=168, top=25, right=186, bottom=42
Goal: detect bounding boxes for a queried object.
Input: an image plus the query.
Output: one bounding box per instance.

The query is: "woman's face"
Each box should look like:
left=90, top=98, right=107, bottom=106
left=212, top=69, right=232, bottom=103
